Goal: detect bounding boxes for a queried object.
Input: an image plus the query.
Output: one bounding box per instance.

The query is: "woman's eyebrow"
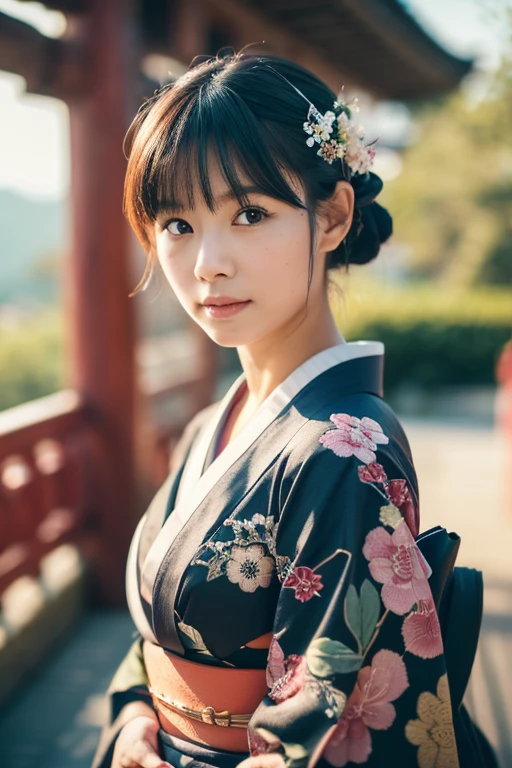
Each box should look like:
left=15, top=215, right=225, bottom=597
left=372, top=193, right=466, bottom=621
left=215, top=185, right=268, bottom=204
left=156, top=186, right=268, bottom=216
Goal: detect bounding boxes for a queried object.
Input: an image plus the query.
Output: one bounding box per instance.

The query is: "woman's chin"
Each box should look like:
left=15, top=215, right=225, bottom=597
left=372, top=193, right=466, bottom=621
left=197, top=321, right=267, bottom=349
left=203, top=329, right=254, bottom=348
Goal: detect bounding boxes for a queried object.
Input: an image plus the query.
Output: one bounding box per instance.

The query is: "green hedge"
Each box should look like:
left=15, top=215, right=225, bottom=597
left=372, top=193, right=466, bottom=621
left=332, top=282, right=512, bottom=390
left=0, top=309, right=65, bottom=412
left=0, top=286, right=511, bottom=415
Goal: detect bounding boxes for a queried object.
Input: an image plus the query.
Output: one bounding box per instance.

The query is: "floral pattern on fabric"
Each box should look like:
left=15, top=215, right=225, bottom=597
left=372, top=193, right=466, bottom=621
left=402, top=599, right=443, bottom=660
left=318, top=414, right=389, bottom=464
left=267, top=636, right=308, bottom=702
left=191, top=511, right=293, bottom=585
left=315, top=413, right=452, bottom=765
left=357, top=460, right=419, bottom=536
left=282, top=547, right=349, bottom=604
left=249, top=727, right=285, bottom=757
left=323, top=650, right=409, bottom=766
left=268, top=636, right=347, bottom=716
left=243, top=414, right=456, bottom=767
left=283, top=566, right=324, bottom=602
left=226, top=543, right=275, bottom=592
left=320, top=413, right=440, bottom=663
left=181, top=412, right=456, bottom=767
left=405, top=673, right=459, bottom=768
left=362, top=522, right=431, bottom=615
left=97, top=329, right=483, bottom=768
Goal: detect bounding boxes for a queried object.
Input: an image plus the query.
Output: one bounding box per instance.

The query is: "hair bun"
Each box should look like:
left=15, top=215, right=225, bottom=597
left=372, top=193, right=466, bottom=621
left=346, top=201, right=393, bottom=265
left=330, top=170, right=391, bottom=266
left=351, top=170, right=383, bottom=208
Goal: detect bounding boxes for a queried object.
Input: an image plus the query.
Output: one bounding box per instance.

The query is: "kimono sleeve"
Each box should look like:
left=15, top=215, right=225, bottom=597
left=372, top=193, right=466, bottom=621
left=90, top=634, right=153, bottom=768
left=247, top=416, right=459, bottom=768
left=91, top=408, right=212, bottom=768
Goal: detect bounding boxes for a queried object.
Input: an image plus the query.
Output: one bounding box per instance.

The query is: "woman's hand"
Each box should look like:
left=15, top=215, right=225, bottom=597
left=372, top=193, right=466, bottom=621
left=111, top=710, right=172, bottom=768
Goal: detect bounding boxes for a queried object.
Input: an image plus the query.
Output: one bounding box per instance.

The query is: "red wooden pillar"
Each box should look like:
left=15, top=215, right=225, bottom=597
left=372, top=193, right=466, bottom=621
left=65, top=0, right=139, bottom=606
left=496, top=339, right=512, bottom=516
left=193, top=324, right=218, bottom=412
left=169, top=0, right=208, bottom=63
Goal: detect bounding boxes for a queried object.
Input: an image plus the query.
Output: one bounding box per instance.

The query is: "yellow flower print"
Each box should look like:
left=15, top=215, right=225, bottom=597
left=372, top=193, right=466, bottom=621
left=379, top=502, right=403, bottom=529
left=405, top=673, right=459, bottom=768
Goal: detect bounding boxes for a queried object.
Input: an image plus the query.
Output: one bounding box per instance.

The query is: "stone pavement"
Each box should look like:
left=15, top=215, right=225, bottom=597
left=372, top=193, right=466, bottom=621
left=0, top=610, right=136, bottom=768
left=0, top=419, right=510, bottom=768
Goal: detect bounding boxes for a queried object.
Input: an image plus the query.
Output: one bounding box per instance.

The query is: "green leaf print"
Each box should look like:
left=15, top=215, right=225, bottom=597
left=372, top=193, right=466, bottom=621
left=306, top=637, right=363, bottom=677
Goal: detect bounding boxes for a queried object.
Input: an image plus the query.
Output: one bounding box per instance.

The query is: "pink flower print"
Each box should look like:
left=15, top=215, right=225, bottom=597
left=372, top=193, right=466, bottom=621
left=334, top=414, right=388, bottom=448
left=266, top=636, right=307, bottom=703
left=266, top=635, right=285, bottom=687
left=362, top=522, right=431, bottom=615
left=319, top=414, right=389, bottom=464
left=324, top=717, right=371, bottom=766
left=248, top=727, right=282, bottom=757
left=358, top=461, right=388, bottom=485
left=402, top=599, right=443, bottom=659
left=283, top=566, right=324, bottom=602
left=323, top=650, right=409, bottom=767
left=384, top=478, right=419, bottom=537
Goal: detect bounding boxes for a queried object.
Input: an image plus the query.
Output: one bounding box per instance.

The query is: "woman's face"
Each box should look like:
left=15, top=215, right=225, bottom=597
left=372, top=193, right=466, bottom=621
left=153, top=158, right=326, bottom=349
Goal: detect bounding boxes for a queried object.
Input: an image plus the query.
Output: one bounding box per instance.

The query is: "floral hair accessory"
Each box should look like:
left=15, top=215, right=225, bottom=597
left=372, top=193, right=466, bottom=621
left=303, top=87, right=378, bottom=174
left=263, top=67, right=378, bottom=177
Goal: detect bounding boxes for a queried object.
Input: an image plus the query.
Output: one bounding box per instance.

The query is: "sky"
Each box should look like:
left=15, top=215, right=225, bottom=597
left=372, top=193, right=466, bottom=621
left=0, top=0, right=508, bottom=201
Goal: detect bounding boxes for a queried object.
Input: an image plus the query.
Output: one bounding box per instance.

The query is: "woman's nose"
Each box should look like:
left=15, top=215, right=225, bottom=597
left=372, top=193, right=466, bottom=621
left=193, top=236, right=236, bottom=282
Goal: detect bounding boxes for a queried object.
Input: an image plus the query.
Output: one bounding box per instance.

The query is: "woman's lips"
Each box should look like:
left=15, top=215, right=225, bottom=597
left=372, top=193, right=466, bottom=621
left=203, top=300, right=251, bottom=319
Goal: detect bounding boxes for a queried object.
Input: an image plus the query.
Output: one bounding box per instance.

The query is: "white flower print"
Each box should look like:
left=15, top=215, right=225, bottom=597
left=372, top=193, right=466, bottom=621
left=226, top=543, right=275, bottom=593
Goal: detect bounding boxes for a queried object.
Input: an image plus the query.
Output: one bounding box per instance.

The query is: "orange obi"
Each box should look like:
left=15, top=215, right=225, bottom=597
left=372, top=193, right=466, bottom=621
left=143, top=636, right=271, bottom=752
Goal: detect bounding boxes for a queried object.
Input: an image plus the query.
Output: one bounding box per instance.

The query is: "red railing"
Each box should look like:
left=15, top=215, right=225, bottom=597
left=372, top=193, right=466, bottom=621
left=0, top=390, right=94, bottom=597
left=0, top=337, right=214, bottom=605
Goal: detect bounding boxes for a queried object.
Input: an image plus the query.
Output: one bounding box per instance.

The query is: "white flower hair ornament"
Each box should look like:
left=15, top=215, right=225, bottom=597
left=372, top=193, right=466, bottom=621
left=302, top=87, right=378, bottom=174
left=263, top=66, right=378, bottom=176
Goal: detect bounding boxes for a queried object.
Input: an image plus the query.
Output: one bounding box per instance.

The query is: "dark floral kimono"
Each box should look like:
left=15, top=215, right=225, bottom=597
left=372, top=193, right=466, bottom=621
left=91, top=340, right=461, bottom=768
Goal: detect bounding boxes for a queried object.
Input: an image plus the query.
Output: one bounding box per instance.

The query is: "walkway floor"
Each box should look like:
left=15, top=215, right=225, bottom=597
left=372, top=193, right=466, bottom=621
left=0, top=418, right=510, bottom=768
left=403, top=418, right=512, bottom=768
left=0, top=610, right=135, bottom=768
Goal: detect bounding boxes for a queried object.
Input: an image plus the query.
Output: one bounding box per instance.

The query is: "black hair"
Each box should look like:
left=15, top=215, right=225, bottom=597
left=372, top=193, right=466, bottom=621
left=123, top=50, right=392, bottom=296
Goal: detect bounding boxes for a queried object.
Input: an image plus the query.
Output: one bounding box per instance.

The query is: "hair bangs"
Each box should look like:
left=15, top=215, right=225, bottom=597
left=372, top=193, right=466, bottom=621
left=140, top=82, right=306, bottom=226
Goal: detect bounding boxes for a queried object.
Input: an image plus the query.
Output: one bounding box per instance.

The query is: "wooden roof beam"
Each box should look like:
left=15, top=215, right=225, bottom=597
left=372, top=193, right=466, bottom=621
left=0, top=11, right=86, bottom=99
left=341, top=0, right=473, bottom=94
left=209, top=0, right=358, bottom=94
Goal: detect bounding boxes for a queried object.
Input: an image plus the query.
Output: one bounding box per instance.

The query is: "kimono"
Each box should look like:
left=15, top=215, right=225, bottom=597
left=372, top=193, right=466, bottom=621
left=91, top=339, right=462, bottom=768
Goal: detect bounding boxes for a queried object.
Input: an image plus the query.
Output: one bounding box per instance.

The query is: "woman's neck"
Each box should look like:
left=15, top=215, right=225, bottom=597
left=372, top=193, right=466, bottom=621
left=236, top=311, right=344, bottom=419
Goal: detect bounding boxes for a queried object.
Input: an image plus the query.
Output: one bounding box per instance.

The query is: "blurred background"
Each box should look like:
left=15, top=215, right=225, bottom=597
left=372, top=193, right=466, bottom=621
left=0, top=0, right=511, bottom=766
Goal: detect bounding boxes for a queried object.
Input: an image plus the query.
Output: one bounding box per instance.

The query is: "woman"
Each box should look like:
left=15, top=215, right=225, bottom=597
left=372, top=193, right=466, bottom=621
left=91, top=50, right=479, bottom=768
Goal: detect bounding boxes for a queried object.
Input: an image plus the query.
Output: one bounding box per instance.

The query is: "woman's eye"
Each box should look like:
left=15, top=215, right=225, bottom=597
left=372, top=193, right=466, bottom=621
left=167, top=219, right=192, bottom=235
left=236, top=208, right=267, bottom=226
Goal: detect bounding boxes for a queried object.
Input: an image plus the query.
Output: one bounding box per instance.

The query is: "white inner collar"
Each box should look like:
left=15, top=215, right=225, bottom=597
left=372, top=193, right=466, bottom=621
left=137, top=338, right=384, bottom=615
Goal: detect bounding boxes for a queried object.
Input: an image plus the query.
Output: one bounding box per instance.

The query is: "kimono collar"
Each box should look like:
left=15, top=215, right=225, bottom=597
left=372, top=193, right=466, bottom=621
left=129, top=339, right=385, bottom=646
left=224, top=339, right=383, bottom=411
left=263, top=338, right=384, bottom=399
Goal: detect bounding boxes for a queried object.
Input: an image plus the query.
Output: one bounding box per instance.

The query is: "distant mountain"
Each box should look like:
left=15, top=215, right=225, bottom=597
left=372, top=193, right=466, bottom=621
left=0, top=189, right=68, bottom=303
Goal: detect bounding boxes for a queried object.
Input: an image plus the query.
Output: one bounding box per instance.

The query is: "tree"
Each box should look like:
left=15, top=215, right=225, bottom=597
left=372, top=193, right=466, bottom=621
left=380, top=2, right=512, bottom=287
